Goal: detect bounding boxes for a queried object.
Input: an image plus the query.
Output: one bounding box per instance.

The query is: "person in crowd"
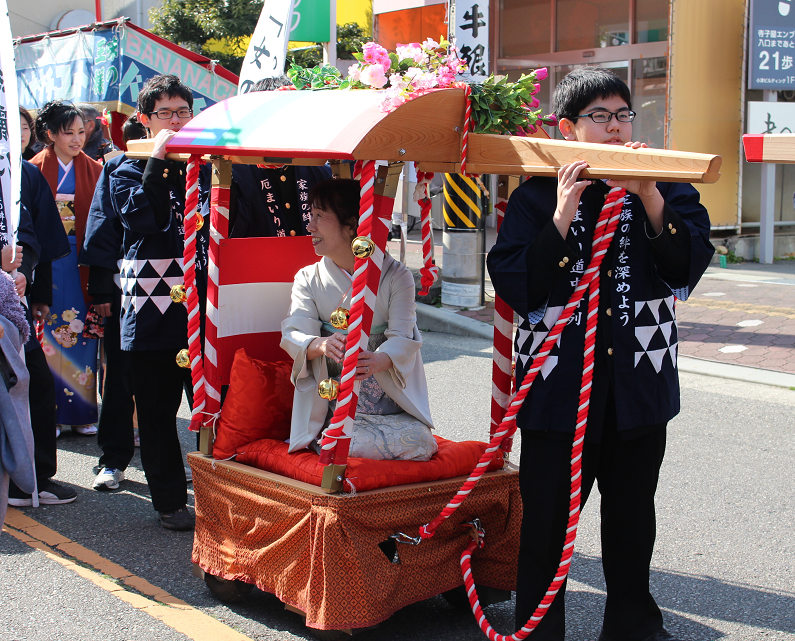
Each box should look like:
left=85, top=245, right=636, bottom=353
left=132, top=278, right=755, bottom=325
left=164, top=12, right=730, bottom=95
left=76, top=103, right=115, bottom=161
left=281, top=179, right=436, bottom=461
left=0, top=270, right=36, bottom=523
left=30, top=101, right=103, bottom=439
left=218, top=75, right=332, bottom=238
left=20, top=106, right=38, bottom=161
left=487, top=66, right=714, bottom=641
left=80, top=114, right=152, bottom=492
left=6, top=106, right=73, bottom=508
left=109, top=74, right=209, bottom=530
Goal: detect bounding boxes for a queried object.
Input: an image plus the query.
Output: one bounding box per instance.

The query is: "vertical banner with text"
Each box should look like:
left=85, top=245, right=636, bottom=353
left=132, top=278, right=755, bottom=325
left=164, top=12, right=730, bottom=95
left=454, top=0, right=489, bottom=82
left=0, top=0, right=21, bottom=250
left=239, top=0, right=296, bottom=93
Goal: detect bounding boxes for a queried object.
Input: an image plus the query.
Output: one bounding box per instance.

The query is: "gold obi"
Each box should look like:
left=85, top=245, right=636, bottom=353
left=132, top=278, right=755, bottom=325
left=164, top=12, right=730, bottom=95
left=56, top=199, right=76, bottom=235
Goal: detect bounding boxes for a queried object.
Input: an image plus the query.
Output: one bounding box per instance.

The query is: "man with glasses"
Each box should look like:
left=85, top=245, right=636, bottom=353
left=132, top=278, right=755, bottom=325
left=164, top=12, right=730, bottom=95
left=488, top=66, right=714, bottom=641
left=106, top=75, right=209, bottom=530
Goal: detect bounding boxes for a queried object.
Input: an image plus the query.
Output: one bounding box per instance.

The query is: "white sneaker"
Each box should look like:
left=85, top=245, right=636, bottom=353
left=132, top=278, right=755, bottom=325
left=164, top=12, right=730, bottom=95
left=92, top=467, right=125, bottom=491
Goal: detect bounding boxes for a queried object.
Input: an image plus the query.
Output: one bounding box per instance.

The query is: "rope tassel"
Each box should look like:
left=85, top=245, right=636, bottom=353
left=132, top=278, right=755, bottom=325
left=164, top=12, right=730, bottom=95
left=421, top=187, right=627, bottom=641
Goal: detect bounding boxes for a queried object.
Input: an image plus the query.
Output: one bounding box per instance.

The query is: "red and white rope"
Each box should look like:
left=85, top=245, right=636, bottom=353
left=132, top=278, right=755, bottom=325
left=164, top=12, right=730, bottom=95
left=414, top=163, right=438, bottom=296
left=318, top=159, right=378, bottom=465
left=490, top=199, right=513, bottom=449
left=183, top=155, right=206, bottom=432
left=461, top=85, right=472, bottom=176
left=203, top=165, right=231, bottom=423
left=423, top=188, right=626, bottom=640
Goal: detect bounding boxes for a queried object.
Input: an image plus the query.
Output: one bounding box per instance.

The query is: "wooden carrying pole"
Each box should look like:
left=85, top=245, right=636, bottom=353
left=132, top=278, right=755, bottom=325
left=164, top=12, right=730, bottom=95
left=743, top=133, right=795, bottom=163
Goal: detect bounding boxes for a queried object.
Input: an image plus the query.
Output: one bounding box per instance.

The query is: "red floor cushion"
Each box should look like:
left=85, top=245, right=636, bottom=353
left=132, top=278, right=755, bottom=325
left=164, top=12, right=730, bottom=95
left=213, top=349, right=293, bottom=461
left=234, top=436, right=504, bottom=492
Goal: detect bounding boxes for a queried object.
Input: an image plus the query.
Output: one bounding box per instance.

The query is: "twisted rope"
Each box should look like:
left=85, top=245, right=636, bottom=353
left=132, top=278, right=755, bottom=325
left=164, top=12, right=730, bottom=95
left=461, top=85, right=472, bottom=176
left=414, top=163, right=438, bottom=296
left=318, top=159, right=376, bottom=465
left=490, top=200, right=513, bottom=450
left=424, top=188, right=626, bottom=640
left=183, top=154, right=206, bottom=432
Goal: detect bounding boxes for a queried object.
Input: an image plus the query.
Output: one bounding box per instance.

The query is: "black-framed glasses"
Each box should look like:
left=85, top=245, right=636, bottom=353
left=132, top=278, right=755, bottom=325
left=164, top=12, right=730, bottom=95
left=574, top=109, right=636, bottom=123
left=148, top=108, right=193, bottom=120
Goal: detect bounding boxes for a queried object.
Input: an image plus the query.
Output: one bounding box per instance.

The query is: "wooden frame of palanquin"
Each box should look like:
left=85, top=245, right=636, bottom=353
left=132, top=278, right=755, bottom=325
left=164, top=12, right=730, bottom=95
left=125, top=87, right=721, bottom=635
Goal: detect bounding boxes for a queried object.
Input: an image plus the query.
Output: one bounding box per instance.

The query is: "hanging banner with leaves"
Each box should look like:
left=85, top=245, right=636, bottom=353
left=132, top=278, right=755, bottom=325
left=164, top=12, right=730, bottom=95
left=239, top=0, right=296, bottom=93
left=0, top=0, right=21, bottom=252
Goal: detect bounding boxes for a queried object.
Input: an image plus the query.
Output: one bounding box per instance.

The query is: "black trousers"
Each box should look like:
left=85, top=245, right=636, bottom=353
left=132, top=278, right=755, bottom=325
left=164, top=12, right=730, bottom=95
left=96, top=308, right=136, bottom=471
left=515, top=416, right=667, bottom=640
left=9, top=346, right=57, bottom=497
left=129, top=349, right=189, bottom=513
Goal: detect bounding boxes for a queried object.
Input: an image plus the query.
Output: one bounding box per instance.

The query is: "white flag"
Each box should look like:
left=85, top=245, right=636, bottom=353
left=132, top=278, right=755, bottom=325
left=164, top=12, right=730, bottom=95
left=238, top=0, right=295, bottom=94
left=0, top=0, right=22, bottom=253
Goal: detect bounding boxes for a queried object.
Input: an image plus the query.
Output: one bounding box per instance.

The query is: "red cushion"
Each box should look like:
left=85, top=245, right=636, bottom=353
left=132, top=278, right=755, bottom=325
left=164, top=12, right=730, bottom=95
left=213, top=349, right=293, bottom=461
left=234, top=436, right=504, bottom=492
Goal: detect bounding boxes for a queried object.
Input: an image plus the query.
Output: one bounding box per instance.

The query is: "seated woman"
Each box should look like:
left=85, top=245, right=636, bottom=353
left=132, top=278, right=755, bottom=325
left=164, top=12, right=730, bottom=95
left=281, top=179, right=437, bottom=462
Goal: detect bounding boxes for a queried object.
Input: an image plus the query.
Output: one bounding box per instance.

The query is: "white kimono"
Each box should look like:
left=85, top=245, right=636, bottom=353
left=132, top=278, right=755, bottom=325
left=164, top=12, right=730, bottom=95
left=280, top=253, right=434, bottom=454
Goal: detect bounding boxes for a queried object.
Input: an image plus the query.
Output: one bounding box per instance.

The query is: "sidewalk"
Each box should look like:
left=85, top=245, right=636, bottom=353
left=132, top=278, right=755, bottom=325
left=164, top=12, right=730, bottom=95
left=396, top=224, right=795, bottom=388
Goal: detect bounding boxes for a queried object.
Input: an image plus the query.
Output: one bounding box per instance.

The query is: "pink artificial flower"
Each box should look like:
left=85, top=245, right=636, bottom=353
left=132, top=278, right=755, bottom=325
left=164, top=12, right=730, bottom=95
left=360, top=64, right=389, bottom=89
left=526, top=124, right=537, bottom=134
left=545, top=114, right=558, bottom=125
left=396, top=43, right=423, bottom=64
left=531, top=83, right=541, bottom=96
left=437, top=67, right=456, bottom=87
left=389, top=73, right=409, bottom=91
left=422, top=38, right=440, bottom=51
left=363, top=42, right=391, bottom=71
left=535, top=67, right=549, bottom=81
left=347, top=63, right=362, bottom=81
left=530, top=96, right=540, bottom=109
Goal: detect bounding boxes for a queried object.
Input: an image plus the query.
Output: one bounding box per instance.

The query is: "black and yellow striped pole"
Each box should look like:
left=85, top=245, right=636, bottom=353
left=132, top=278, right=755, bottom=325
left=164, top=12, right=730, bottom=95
left=441, top=173, right=486, bottom=307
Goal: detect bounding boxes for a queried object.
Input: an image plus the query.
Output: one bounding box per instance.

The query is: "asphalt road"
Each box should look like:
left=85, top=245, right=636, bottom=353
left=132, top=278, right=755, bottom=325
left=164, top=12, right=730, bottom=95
left=2, top=330, right=794, bottom=641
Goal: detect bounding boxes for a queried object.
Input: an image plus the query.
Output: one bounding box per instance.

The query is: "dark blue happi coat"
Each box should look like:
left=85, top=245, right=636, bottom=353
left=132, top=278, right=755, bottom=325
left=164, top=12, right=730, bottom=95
left=80, top=153, right=127, bottom=272
left=487, top=177, right=714, bottom=435
left=110, top=157, right=209, bottom=352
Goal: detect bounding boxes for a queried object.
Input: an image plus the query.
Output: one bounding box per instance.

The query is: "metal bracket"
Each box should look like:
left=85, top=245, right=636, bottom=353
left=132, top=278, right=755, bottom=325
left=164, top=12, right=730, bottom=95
left=320, top=463, right=347, bottom=493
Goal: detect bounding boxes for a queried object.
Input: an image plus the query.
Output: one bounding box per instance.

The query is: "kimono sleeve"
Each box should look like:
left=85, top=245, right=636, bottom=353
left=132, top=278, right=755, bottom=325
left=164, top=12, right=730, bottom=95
left=20, top=161, right=69, bottom=264
left=486, top=177, right=578, bottom=319
left=280, top=266, right=323, bottom=389
left=110, top=159, right=171, bottom=235
left=377, top=265, right=422, bottom=389
left=649, top=182, right=714, bottom=299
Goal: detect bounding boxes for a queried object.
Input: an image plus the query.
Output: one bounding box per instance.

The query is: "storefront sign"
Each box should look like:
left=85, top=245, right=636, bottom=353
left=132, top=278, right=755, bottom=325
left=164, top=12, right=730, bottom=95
left=454, top=0, right=489, bottom=82
left=748, top=100, right=795, bottom=133
left=15, top=26, right=238, bottom=113
left=239, top=0, right=295, bottom=93
left=290, top=0, right=331, bottom=42
left=749, top=0, right=795, bottom=89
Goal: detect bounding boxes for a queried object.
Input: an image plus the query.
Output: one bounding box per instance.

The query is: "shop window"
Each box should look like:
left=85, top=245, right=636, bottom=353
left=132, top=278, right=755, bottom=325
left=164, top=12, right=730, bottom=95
left=631, top=56, right=667, bottom=148
left=556, top=0, right=629, bottom=51
left=636, top=0, right=668, bottom=43
left=500, top=0, right=551, bottom=57
left=375, top=4, right=448, bottom=52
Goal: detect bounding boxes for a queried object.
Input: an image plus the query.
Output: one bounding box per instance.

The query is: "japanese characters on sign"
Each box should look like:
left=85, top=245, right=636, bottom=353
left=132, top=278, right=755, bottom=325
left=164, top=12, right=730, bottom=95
left=0, top=0, right=21, bottom=251
left=747, top=101, right=795, bottom=134
left=239, top=0, right=295, bottom=93
left=454, top=0, right=489, bottom=82
left=750, top=0, right=795, bottom=89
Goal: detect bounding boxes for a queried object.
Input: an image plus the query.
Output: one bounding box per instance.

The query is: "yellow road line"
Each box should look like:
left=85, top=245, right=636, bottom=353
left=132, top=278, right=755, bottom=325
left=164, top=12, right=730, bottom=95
left=680, top=298, right=795, bottom=319
left=3, top=508, right=253, bottom=641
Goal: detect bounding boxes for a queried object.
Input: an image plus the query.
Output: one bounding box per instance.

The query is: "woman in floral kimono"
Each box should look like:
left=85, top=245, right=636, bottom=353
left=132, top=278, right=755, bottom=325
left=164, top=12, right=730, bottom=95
left=281, top=179, right=437, bottom=461
left=31, top=101, right=103, bottom=435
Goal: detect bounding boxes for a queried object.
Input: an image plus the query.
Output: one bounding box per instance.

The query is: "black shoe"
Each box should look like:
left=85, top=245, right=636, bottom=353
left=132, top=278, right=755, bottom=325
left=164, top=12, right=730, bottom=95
left=8, top=481, right=77, bottom=506
left=157, top=506, right=195, bottom=531
left=599, top=629, right=682, bottom=641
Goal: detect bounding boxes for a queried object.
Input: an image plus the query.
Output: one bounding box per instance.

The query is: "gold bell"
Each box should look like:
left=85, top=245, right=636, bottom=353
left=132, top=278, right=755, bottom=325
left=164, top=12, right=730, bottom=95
left=330, top=307, right=350, bottom=330
left=170, top=284, right=187, bottom=303
left=351, top=236, right=375, bottom=259
left=195, top=213, right=204, bottom=231
left=318, top=378, right=340, bottom=400
left=176, top=349, right=191, bottom=368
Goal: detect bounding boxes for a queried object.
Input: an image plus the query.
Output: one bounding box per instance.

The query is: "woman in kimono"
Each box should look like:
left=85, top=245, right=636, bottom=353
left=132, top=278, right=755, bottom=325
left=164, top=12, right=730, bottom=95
left=31, top=101, right=103, bottom=436
left=281, top=179, right=437, bottom=461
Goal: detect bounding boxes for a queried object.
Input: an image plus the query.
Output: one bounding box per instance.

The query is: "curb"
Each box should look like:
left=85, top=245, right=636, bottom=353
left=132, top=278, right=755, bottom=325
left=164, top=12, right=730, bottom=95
left=677, top=355, right=795, bottom=389
left=416, top=302, right=494, bottom=340
left=417, top=302, right=795, bottom=390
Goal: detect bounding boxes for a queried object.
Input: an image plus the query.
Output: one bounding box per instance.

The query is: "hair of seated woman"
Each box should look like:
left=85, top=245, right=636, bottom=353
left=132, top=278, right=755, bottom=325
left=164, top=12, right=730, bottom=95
left=307, top=178, right=361, bottom=235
